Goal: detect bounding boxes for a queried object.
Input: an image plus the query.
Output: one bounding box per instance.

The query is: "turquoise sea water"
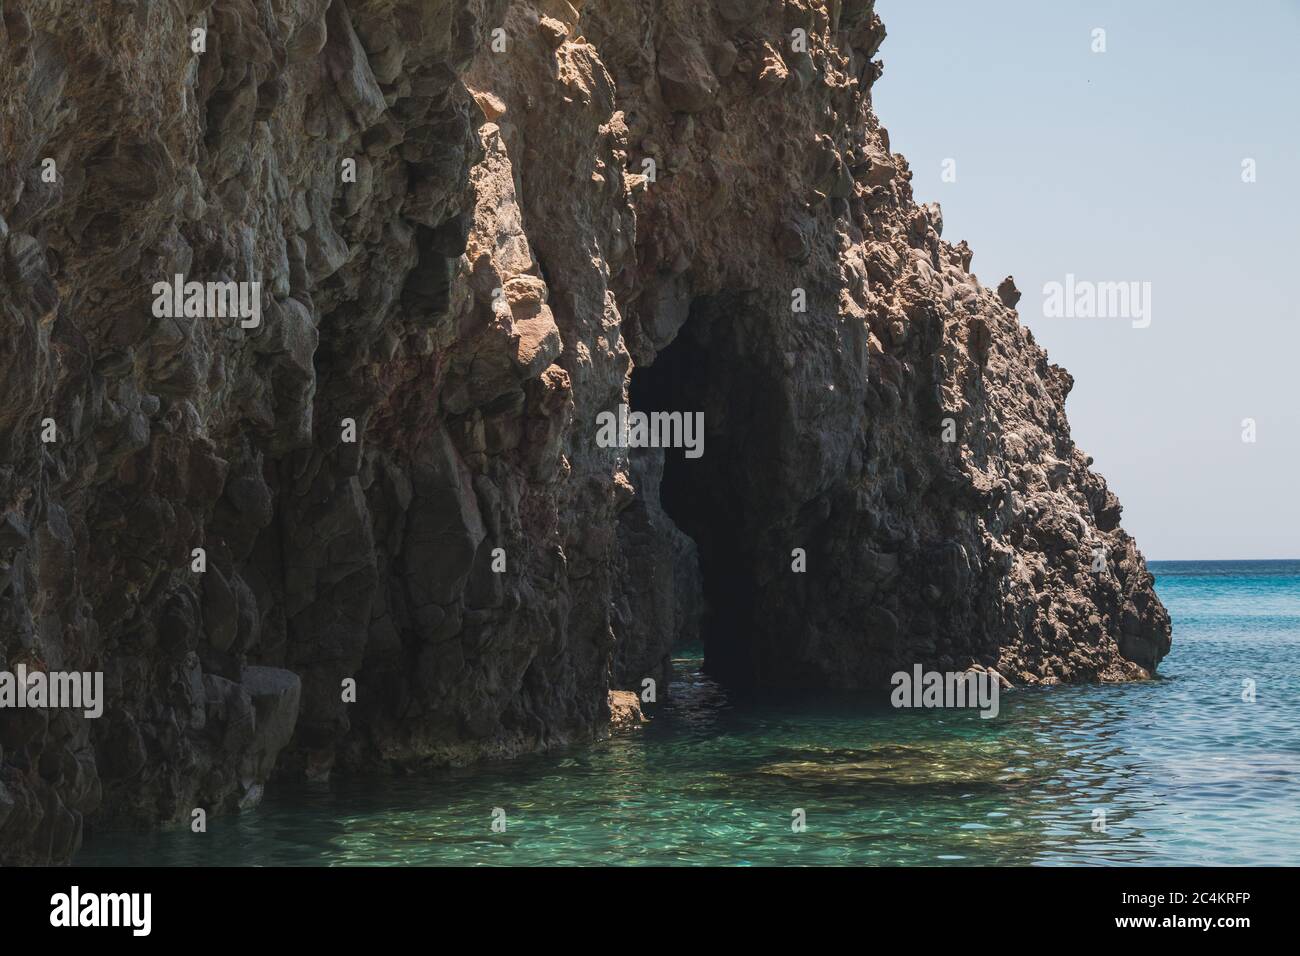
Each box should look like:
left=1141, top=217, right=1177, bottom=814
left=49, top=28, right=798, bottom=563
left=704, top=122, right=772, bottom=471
left=78, top=560, right=1300, bottom=866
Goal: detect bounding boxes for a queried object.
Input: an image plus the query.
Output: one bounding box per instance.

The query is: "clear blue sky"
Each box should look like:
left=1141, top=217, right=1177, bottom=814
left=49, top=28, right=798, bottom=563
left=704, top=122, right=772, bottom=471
left=873, top=0, right=1300, bottom=560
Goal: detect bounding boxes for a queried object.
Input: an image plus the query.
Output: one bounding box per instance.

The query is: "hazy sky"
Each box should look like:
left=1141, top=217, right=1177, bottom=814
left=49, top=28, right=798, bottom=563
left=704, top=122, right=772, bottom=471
left=873, top=0, right=1299, bottom=560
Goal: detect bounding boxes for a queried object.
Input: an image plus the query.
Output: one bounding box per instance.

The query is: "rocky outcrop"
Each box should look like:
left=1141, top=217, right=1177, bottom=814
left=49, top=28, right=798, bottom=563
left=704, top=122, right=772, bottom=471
left=605, top=689, right=646, bottom=733
left=0, top=0, right=1169, bottom=864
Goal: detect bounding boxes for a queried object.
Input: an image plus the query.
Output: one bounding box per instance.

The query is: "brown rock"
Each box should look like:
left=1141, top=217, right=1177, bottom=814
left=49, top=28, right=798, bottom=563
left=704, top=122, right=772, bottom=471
left=997, top=276, right=1022, bottom=309
left=658, top=36, right=719, bottom=113
left=607, top=690, right=647, bottom=732
left=538, top=16, right=568, bottom=49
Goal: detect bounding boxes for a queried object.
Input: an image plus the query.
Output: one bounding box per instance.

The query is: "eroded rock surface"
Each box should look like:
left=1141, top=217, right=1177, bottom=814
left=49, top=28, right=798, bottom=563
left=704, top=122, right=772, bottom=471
left=0, top=0, right=1169, bottom=863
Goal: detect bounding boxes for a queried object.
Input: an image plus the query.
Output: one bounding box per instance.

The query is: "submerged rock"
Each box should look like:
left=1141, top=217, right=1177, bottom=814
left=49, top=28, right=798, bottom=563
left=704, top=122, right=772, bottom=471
left=758, top=754, right=1031, bottom=788
left=757, top=741, right=1038, bottom=789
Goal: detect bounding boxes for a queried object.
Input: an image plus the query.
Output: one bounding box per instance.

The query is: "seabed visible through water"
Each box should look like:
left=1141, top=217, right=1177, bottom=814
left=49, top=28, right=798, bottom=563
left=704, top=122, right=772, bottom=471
left=78, top=561, right=1300, bottom=866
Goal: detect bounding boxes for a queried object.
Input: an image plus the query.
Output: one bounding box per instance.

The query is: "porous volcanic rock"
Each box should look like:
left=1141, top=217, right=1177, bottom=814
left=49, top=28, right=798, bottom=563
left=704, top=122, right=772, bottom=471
left=0, top=0, right=1169, bottom=863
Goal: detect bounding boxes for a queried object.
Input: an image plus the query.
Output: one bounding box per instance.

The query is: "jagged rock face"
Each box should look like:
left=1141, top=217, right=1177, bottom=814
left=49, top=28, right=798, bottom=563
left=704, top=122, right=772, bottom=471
left=0, top=0, right=1170, bottom=863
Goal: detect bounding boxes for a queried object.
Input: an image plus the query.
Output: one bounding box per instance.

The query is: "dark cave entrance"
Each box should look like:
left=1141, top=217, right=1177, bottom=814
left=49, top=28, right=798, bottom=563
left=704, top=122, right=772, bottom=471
left=628, top=297, right=764, bottom=689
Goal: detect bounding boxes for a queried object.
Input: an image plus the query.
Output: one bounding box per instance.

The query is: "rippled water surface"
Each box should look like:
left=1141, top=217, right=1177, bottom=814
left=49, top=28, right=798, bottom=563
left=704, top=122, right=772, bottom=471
left=79, top=560, right=1300, bottom=866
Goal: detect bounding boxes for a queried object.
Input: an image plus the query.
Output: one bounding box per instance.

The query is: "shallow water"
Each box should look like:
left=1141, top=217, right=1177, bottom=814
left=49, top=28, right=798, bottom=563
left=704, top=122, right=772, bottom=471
left=78, top=560, right=1300, bottom=866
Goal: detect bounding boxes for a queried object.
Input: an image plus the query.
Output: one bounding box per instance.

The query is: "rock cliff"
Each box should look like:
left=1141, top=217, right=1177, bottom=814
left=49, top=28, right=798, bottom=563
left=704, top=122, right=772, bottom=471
left=0, top=0, right=1170, bottom=864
